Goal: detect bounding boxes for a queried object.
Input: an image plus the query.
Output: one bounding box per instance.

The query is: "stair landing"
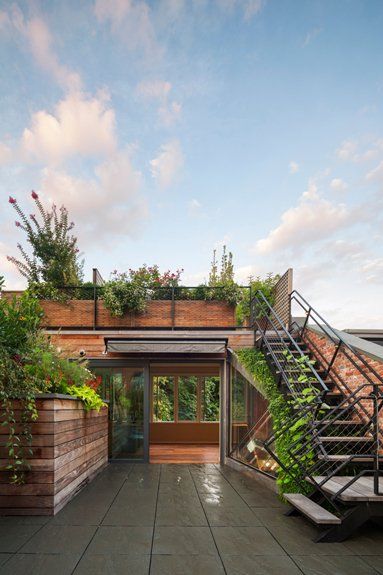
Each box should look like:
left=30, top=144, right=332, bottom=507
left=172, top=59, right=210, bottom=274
left=308, top=476, right=383, bottom=502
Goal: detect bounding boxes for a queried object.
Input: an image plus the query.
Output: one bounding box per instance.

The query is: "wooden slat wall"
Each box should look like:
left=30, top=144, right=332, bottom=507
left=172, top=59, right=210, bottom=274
left=0, top=397, right=108, bottom=515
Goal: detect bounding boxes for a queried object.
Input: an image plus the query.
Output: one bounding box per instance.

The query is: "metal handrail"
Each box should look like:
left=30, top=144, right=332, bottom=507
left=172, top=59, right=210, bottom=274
left=250, top=291, right=329, bottom=397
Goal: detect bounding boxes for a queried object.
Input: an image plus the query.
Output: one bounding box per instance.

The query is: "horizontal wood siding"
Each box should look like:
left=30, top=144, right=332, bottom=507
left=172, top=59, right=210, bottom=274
left=0, top=397, right=108, bottom=515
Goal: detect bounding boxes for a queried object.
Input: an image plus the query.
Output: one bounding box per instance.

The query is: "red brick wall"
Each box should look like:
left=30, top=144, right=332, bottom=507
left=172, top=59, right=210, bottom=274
left=39, top=299, right=235, bottom=329
left=303, top=328, right=383, bottom=394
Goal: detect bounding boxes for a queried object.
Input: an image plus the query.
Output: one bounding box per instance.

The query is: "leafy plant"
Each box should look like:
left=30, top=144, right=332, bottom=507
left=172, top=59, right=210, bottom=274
left=236, top=272, right=280, bottom=326
left=205, top=246, right=242, bottom=306
left=235, top=348, right=322, bottom=496
left=7, top=191, right=83, bottom=293
left=65, top=385, right=105, bottom=411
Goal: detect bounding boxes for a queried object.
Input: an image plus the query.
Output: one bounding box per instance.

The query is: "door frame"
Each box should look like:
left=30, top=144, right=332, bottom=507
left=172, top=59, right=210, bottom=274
left=89, top=359, right=151, bottom=462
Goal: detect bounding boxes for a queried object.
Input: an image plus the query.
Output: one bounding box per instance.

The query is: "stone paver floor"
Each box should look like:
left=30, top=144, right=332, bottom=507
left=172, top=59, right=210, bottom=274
left=1, top=463, right=383, bottom=574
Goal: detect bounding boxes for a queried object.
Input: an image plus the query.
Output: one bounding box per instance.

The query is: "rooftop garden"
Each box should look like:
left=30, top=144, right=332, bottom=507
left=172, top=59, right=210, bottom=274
left=6, top=192, right=280, bottom=325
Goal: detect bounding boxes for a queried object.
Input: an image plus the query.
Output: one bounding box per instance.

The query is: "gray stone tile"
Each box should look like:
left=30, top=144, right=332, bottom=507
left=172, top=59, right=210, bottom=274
left=20, top=525, right=96, bottom=554
left=153, top=526, right=217, bottom=555
left=0, top=553, right=80, bottom=575
left=222, top=555, right=302, bottom=574
left=74, top=554, right=150, bottom=574
left=87, top=526, right=153, bottom=555
left=49, top=502, right=111, bottom=525
left=239, top=489, right=285, bottom=508
left=204, top=502, right=262, bottom=526
left=362, top=556, right=383, bottom=574
left=0, top=525, right=41, bottom=552
left=250, top=506, right=291, bottom=526
left=156, top=500, right=207, bottom=526
left=343, top=527, right=383, bottom=555
left=212, top=526, right=286, bottom=556
left=150, top=554, right=225, bottom=574
left=0, top=554, right=12, bottom=566
left=267, top=520, right=356, bottom=556
left=293, top=554, right=377, bottom=575
left=199, top=490, right=245, bottom=507
left=0, top=516, right=49, bottom=525
left=102, top=500, right=156, bottom=526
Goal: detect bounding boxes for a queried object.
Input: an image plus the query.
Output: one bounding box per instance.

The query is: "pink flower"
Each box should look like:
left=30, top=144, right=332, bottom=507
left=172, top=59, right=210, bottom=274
left=9, top=196, right=16, bottom=204
left=15, top=221, right=21, bottom=227
left=31, top=190, right=38, bottom=200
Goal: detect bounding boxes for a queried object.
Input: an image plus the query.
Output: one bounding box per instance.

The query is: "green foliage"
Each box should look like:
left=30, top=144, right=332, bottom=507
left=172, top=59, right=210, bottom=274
left=205, top=246, right=242, bottom=306
left=236, top=272, right=280, bottom=326
left=103, top=265, right=183, bottom=317
left=65, top=385, right=105, bottom=411
left=0, top=283, right=105, bottom=483
left=235, top=347, right=318, bottom=496
left=7, top=191, right=83, bottom=290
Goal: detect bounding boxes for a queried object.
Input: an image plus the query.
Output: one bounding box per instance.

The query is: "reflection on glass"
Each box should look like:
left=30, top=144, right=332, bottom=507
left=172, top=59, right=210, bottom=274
left=153, top=376, right=174, bottom=422
left=178, top=375, right=198, bottom=421
left=201, top=376, right=220, bottom=422
left=92, top=367, right=145, bottom=460
left=230, top=366, right=278, bottom=477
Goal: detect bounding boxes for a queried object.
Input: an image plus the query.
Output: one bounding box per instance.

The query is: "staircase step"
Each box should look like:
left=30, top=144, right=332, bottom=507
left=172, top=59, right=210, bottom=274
left=318, top=454, right=375, bottom=462
left=284, top=493, right=341, bottom=525
left=320, top=436, right=373, bottom=442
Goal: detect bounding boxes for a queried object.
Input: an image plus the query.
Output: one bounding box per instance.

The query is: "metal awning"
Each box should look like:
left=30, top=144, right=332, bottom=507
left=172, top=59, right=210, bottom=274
left=104, top=338, right=227, bottom=355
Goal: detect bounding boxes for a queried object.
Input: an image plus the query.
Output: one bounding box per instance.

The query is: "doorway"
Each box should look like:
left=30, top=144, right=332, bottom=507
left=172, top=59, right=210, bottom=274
left=149, top=363, right=220, bottom=463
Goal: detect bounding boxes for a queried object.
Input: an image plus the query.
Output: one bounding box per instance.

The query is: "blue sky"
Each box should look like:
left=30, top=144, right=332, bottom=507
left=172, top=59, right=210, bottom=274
left=0, top=0, right=383, bottom=327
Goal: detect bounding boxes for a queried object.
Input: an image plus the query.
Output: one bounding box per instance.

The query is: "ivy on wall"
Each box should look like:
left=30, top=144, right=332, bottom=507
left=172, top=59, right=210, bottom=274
left=235, top=348, right=316, bottom=496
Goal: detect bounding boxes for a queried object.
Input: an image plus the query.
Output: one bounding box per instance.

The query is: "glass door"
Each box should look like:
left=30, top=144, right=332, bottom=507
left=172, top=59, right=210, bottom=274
left=93, top=365, right=149, bottom=460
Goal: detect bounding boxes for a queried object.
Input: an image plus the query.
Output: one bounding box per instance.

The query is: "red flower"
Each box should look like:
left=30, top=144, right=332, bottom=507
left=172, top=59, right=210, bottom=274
left=9, top=196, right=16, bottom=204
left=31, top=190, right=38, bottom=200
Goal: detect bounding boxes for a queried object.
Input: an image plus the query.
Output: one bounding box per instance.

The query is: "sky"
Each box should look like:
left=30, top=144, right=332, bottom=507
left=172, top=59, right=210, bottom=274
left=0, top=0, right=383, bottom=329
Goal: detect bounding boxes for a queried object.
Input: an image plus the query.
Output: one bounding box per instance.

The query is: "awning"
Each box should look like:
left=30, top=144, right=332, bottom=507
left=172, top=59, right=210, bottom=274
left=105, top=338, right=227, bottom=356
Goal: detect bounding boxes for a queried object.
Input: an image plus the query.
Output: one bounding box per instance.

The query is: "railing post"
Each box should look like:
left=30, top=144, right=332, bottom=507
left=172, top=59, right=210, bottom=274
left=171, top=286, right=175, bottom=330
left=324, top=341, right=342, bottom=379
left=249, top=286, right=253, bottom=328
left=93, top=284, right=97, bottom=331
left=373, top=386, right=381, bottom=495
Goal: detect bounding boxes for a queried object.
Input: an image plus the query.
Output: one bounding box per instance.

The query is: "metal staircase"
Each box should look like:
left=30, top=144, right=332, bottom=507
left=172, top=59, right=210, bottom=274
left=245, top=289, right=383, bottom=541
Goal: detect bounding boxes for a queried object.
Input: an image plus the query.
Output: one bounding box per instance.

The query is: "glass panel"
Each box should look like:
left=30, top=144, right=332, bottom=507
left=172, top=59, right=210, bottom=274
left=230, top=366, right=277, bottom=476
left=92, top=366, right=145, bottom=460
left=178, top=375, right=198, bottom=421
left=152, top=376, right=174, bottom=422
left=201, top=376, right=220, bottom=421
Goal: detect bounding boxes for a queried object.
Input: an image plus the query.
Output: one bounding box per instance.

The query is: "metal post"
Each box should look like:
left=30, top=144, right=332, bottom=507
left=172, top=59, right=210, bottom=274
left=171, top=286, right=175, bottom=330
left=373, top=387, right=380, bottom=495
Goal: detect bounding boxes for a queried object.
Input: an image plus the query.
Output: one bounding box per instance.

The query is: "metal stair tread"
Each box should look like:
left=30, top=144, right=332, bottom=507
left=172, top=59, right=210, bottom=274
left=319, top=436, right=373, bottom=442
left=306, top=476, right=383, bottom=502
left=284, top=493, right=341, bottom=524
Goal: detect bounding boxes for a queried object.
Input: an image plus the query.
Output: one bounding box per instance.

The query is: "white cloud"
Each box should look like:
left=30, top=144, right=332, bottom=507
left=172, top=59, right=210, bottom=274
left=216, top=0, right=266, bottom=20
left=188, top=198, right=203, bottom=217
left=8, top=7, right=81, bottom=92
left=336, top=140, right=358, bottom=161
left=94, top=0, right=159, bottom=57
left=255, top=182, right=352, bottom=254
left=21, top=92, right=116, bottom=165
left=302, top=27, right=322, bottom=47
left=40, top=149, right=148, bottom=243
left=330, top=178, right=347, bottom=192
left=0, top=143, right=12, bottom=165
left=137, top=79, right=181, bottom=127
left=150, top=140, right=184, bottom=188
left=289, top=161, right=299, bottom=174
left=366, top=160, right=383, bottom=182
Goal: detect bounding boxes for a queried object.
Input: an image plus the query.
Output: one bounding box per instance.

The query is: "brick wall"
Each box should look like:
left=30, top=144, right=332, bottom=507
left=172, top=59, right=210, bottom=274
left=303, top=327, right=383, bottom=394
left=37, top=299, right=236, bottom=329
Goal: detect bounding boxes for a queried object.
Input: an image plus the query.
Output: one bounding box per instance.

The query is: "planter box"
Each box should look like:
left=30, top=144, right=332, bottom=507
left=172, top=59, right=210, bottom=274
left=39, top=299, right=236, bottom=329
left=0, top=395, right=108, bottom=515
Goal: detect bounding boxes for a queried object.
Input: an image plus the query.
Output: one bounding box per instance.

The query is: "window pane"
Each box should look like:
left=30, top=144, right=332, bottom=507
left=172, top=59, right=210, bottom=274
left=178, top=376, right=198, bottom=421
left=153, top=376, right=174, bottom=422
left=201, top=376, right=220, bottom=421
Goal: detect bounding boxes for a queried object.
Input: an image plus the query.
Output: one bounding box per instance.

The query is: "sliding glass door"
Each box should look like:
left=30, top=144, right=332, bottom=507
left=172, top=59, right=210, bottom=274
left=92, top=365, right=149, bottom=460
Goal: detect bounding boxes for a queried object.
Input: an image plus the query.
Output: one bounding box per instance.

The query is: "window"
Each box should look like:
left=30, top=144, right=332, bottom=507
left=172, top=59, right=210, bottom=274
left=178, top=375, right=198, bottom=421
left=201, top=376, right=220, bottom=422
left=153, top=376, right=174, bottom=422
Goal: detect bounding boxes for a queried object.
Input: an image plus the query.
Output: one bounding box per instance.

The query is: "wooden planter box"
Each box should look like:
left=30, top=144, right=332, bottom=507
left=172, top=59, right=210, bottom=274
left=39, top=299, right=236, bottom=329
left=0, top=395, right=108, bottom=516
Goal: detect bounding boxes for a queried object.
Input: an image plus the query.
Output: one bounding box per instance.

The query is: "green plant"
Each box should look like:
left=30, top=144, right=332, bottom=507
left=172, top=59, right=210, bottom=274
left=235, top=348, right=322, bottom=496
left=7, top=191, right=83, bottom=289
left=205, top=246, right=242, bottom=306
left=236, top=272, right=280, bottom=326
left=65, top=385, right=105, bottom=411
left=103, top=266, right=183, bottom=317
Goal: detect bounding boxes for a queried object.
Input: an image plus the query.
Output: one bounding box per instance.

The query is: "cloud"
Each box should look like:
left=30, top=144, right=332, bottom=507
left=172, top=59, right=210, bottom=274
left=150, top=140, right=184, bottom=188
left=40, top=148, right=148, bottom=244
left=0, top=143, right=12, bottom=165
left=21, top=92, right=116, bottom=165
left=188, top=198, right=203, bottom=217
left=302, top=27, right=322, bottom=47
left=289, top=161, right=299, bottom=174
left=7, top=7, right=81, bottom=92
left=136, top=79, right=181, bottom=127
left=216, top=0, right=266, bottom=20
left=94, top=0, right=159, bottom=57
left=330, top=178, right=347, bottom=192
left=255, top=181, right=352, bottom=254
left=336, top=139, right=358, bottom=161
left=366, top=160, right=383, bottom=182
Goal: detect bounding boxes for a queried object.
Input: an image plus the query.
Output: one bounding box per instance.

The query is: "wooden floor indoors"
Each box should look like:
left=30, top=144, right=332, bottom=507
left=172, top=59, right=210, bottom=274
left=150, top=443, right=220, bottom=464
